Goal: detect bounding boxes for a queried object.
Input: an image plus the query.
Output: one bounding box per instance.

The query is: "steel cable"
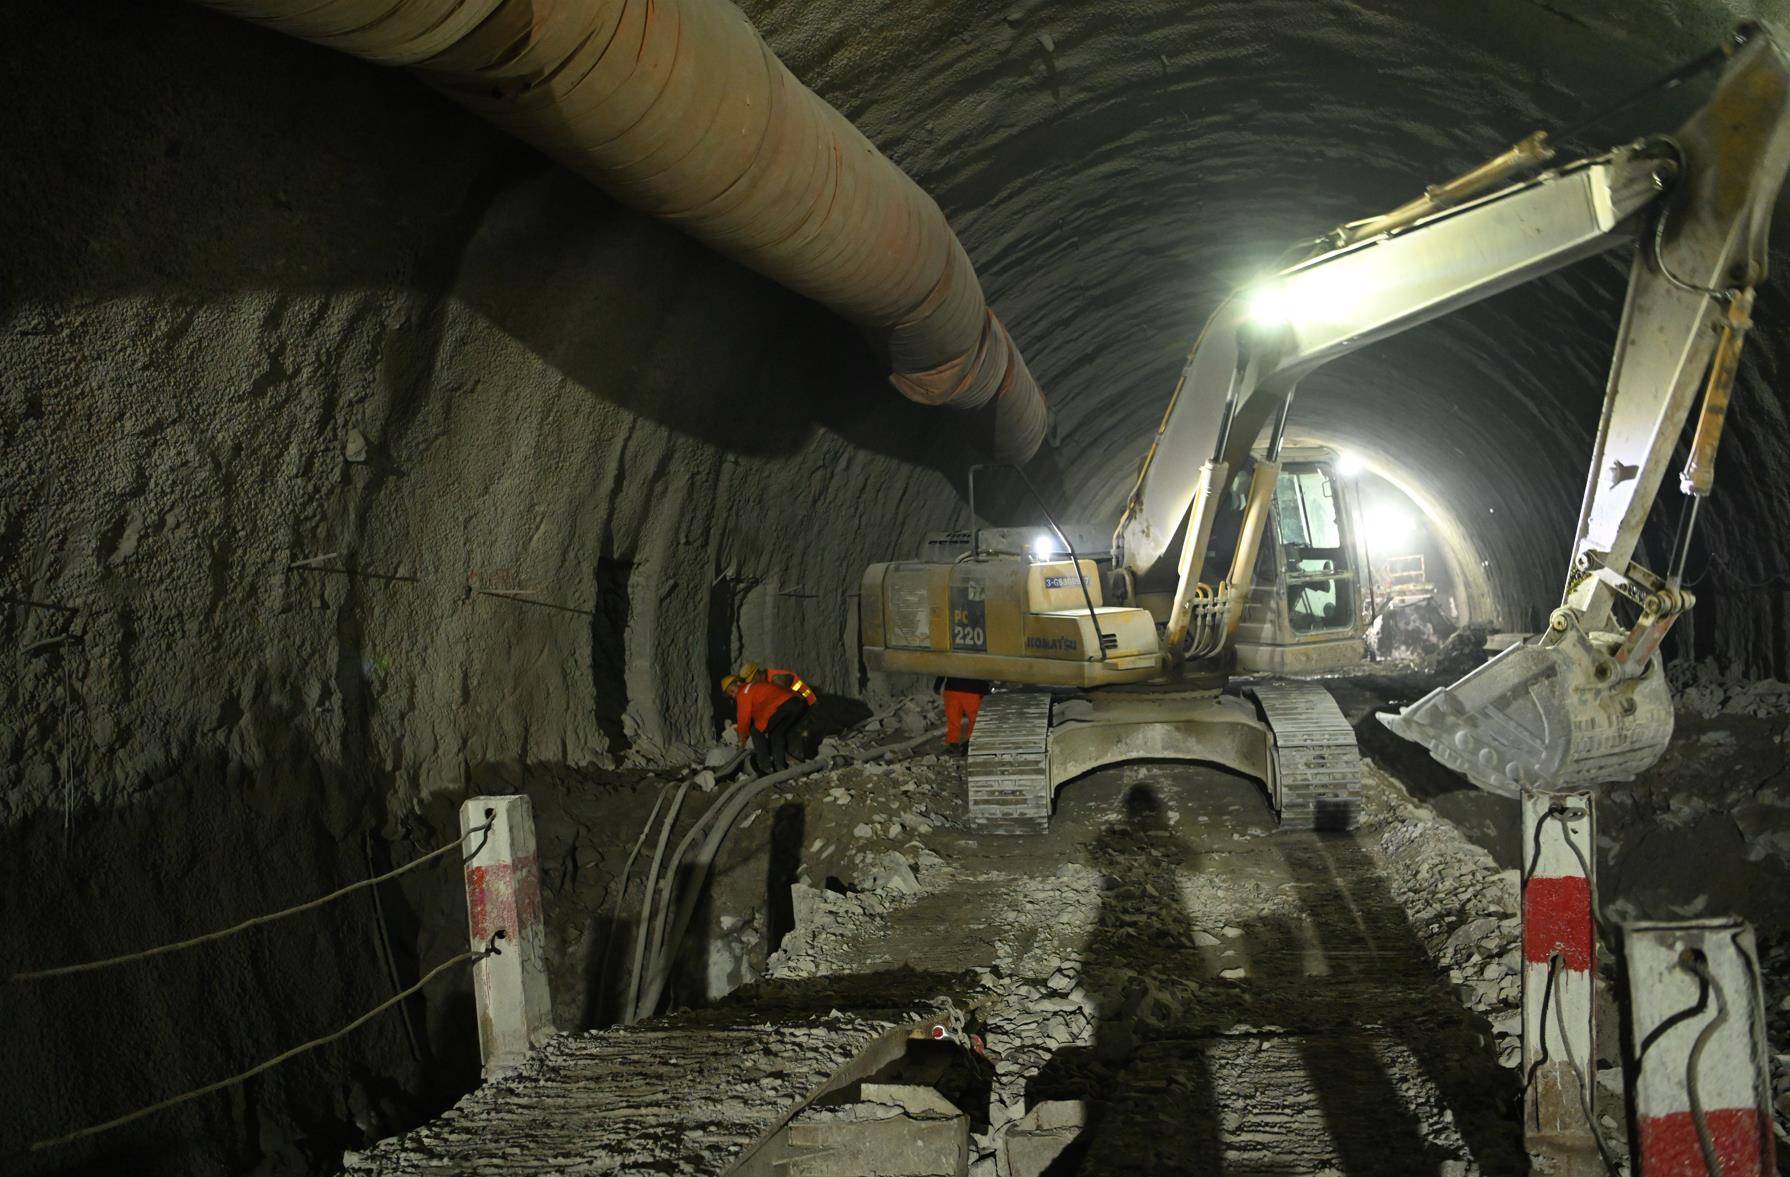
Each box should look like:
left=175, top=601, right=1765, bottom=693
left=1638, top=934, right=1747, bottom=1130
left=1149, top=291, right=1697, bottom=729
left=12, top=816, right=496, bottom=983
left=23, top=937, right=503, bottom=1155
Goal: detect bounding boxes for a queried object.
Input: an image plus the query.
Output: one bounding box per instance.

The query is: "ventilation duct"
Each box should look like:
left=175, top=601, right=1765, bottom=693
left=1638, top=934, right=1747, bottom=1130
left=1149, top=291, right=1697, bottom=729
left=195, top=0, right=1050, bottom=462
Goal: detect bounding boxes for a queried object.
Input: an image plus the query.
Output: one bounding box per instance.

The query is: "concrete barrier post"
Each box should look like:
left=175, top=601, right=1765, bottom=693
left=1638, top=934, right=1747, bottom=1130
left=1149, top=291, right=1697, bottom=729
left=1520, top=787, right=1599, bottom=1168
left=1622, top=918, right=1775, bottom=1176
left=462, top=795, right=554, bottom=1078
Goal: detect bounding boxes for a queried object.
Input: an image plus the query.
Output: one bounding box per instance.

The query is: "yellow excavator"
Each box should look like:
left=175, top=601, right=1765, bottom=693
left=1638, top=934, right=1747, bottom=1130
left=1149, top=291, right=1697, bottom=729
left=862, top=24, right=1790, bottom=834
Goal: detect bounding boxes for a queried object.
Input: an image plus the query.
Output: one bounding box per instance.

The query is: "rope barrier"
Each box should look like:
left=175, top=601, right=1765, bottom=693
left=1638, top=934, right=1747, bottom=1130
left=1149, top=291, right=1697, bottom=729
left=24, top=935, right=504, bottom=1155
left=11, top=816, right=496, bottom=983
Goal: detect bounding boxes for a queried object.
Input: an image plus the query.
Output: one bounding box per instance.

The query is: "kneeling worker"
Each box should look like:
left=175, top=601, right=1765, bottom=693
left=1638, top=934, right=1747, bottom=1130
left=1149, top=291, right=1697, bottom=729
left=740, top=661, right=819, bottom=714
left=724, top=672, right=806, bottom=774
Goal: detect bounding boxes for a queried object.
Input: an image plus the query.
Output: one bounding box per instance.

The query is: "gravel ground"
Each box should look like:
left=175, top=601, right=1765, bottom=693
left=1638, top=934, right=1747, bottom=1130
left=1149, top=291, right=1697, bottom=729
left=767, top=752, right=1527, bottom=1174
left=515, top=665, right=1790, bottom=1173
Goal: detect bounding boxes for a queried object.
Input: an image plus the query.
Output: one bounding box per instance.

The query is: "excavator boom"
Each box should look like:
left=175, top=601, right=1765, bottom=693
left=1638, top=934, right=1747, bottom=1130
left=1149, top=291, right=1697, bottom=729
left=1385, top=28, right=1790, bottom=794
left=1122, top=23, right=1790, bottom=794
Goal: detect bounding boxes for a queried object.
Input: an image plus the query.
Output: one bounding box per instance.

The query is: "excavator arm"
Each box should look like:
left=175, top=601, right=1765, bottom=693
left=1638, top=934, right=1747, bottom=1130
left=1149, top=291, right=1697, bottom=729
left=1117, top=24, right=1790, bottom=793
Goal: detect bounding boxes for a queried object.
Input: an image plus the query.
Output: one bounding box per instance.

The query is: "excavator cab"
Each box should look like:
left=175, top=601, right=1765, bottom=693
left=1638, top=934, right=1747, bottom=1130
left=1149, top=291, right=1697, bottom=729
left=1230, top=448, right=1370, bottom=675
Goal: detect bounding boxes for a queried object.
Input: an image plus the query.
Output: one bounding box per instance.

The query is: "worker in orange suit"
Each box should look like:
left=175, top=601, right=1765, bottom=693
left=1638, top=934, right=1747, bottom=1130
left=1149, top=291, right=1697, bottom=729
left=936, top=677, right=990, bottom=749
left=724, top=673, right=806, bottom=774
left=740, top=661, right=820, bottom=711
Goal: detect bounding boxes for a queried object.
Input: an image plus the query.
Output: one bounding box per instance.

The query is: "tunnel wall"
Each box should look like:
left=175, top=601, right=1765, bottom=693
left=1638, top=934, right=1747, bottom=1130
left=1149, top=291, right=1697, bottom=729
left=0, top=3, right=965, bottom=1172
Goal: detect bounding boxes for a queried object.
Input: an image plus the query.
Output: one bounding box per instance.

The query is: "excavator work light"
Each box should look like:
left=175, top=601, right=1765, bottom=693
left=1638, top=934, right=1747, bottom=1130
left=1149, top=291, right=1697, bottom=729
left=1243, top=281, right=1293, bottom=326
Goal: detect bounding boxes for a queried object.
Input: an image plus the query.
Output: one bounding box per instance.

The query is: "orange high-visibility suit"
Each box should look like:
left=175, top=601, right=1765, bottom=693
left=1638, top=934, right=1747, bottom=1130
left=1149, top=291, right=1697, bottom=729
left=766, top=667, right=819, bottom=707
left=735, top=680, right=804, bottom=772
left=938, top=677, right=990, bottom=744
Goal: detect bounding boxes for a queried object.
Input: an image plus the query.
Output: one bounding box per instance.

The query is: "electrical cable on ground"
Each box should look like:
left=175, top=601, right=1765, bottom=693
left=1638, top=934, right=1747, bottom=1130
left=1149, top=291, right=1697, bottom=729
left=623, top=772, right=697, bottom=1021
left=1681, top=953, right=1730, bottom=1177
left=633, top=757, right=831, bottom=1021
left=11, top=817, right=496, bottom=983
left=641, top=753, right=755, bottom=983
left=594, top=777, right=680, bottom=1014
left=24, top=936, right=504, bottom=1155
left=632, top=725, right=943, bottom=1022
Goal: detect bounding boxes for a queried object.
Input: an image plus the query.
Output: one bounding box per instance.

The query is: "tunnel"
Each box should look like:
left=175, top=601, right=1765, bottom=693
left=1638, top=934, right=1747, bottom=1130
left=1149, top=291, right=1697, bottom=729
left=5, top=1, right=1790, bottom=1174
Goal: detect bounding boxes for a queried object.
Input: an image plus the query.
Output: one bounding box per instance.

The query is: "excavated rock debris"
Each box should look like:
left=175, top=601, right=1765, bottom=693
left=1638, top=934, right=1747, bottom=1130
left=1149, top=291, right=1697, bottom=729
left=1360, top=762, right=1521, bottom=1063
left=769, top=761, right=1525, bottom=1173
left=340, top=974, right=968, bottom=1175
left=1425, top=624, right=1497, bottom=679
left=1669, top=659, right=1790, bottom=719
left=1367, top=597, right=1455, bottom=662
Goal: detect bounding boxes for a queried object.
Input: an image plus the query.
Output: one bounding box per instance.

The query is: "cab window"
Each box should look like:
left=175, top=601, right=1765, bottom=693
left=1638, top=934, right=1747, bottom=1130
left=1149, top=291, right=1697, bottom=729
left=1274, top=465, right=1356, bottom=634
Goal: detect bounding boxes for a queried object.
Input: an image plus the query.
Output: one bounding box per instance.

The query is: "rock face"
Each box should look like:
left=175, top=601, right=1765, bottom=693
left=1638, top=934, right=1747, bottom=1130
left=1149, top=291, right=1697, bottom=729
left=1, top=4, right=961, bottom=1172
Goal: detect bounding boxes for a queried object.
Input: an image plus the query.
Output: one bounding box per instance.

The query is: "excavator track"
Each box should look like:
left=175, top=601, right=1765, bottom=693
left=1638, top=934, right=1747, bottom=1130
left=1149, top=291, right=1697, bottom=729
left=966, top=691, right=1053, bottom=835
left=1249, top=680, right=1362, bottom=831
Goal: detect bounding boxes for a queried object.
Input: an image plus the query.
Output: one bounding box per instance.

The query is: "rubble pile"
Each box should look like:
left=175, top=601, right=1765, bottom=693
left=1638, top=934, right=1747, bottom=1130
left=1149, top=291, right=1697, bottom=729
left=973, top=862, right=1104, bottom=1137
left=763, top=745, right=956, bottom=980
left=1361, top=761, right=1522, bottom=1065
left=1367, top=596, right=1454, bottom=662
left=1763, top=933, right=1790, bottom=1146
left=1425, top=623, right=1496, bottom=679
left=1668, top=659, right=1790, bottom=719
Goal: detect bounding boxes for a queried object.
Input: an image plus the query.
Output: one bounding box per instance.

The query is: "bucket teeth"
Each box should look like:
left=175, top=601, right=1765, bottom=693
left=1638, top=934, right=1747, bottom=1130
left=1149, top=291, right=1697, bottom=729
left=1378, top=628, right=1674, bottom=795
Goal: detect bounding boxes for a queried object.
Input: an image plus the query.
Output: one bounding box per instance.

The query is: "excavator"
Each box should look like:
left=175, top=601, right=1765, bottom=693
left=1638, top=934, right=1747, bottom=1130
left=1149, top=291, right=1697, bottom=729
left=861, top=23, right=1790, bottom=835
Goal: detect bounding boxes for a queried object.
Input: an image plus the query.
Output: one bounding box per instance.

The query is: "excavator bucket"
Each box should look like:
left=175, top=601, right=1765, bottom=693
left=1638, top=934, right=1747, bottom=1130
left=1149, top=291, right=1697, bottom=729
left=1378, top=628, right=1674, bottom=797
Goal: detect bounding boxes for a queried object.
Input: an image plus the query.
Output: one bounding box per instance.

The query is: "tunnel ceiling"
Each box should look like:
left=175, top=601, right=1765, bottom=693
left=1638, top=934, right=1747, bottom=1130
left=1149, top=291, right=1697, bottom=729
left=734, top=0, right=1790, bottom=631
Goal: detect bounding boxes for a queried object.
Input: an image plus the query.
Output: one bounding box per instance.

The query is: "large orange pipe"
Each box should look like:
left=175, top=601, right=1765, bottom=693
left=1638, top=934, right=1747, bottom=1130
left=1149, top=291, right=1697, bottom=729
left=196, top=0, right=1049, bottom=462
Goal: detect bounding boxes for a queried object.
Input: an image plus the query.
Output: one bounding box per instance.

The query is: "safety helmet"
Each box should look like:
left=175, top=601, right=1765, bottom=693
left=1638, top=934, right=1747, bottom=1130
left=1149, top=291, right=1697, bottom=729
left=737, top=660, right=762, bottom=681
left=720, top=674, right=741, bottom=692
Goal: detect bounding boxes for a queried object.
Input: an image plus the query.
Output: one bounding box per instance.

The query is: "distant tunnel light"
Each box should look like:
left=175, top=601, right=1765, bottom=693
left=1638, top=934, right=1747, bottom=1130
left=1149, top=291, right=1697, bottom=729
left=1334, top=451, right=1364, bottom=477
left=1363, top=503, right=1417, bottom=551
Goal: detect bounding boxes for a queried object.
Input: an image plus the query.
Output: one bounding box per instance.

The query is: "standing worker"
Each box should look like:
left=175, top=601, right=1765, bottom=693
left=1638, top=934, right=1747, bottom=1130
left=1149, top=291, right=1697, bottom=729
left=935, top=677, right=990, bottom=749
left=724, top=673, right=806, bottom=774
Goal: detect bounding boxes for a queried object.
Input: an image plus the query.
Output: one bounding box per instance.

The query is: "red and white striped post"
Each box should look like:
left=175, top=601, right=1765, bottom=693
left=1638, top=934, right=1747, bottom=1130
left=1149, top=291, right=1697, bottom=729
left=1521, top=787, right=1600, bottom=1168
left=462, top=796, right=554, bottom=1078
left=1623, top=918, right=1776, bottom=1176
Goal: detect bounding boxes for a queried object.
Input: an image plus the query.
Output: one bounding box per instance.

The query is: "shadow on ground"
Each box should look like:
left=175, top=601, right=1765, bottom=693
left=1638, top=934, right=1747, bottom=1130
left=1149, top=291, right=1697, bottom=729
left=1028, top=782, right=1522, bottom=1175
